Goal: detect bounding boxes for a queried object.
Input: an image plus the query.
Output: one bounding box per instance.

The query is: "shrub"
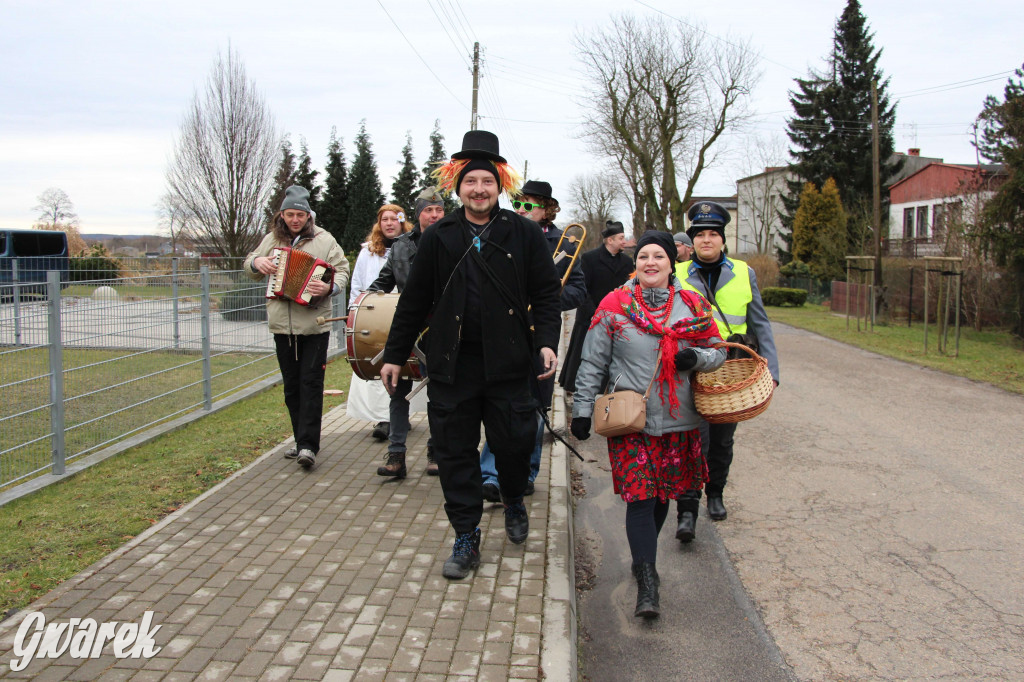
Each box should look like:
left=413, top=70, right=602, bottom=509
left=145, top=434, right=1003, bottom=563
left=762, top=287, right=808, bottom=307
left=743, top=253, right=780, bottom=288
left=779, top=259, right=812, bottom=278
left=220, top=272, right=268, bottom=321
left=69, top=245, right=122, bottom=283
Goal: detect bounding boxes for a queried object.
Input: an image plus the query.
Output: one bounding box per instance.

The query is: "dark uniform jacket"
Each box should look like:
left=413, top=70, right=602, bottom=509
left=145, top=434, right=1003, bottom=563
left=540, top=223, right=588, bottom=312
left=580, top=244, right=634, bottom=309
left=558, top=244, right=635, bottom=391
left=383, top=206, right=561, bottom=385
left=368, top=227, right=421, bottom=294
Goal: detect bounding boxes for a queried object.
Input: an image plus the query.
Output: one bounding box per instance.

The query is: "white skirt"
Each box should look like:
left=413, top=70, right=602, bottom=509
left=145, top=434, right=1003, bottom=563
left=346, top=375, right=428, bottom=422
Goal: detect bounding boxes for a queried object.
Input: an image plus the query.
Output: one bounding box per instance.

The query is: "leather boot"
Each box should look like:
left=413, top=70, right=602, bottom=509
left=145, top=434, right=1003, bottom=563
left=632, top=562, right=660, bottom=619
left=707, top=496, right=727, bottom=521
left=377, top=452, right=406, bottom=479
left=425, top=445, right=439, bottom=476
left=675, top=512, right=696, bottom=543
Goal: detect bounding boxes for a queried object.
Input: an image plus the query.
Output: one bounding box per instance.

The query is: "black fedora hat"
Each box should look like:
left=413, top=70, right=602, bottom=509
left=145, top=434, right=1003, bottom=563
left=451, top=130, right=507, bottom=163
left=521, top=180, right=555, bottom=202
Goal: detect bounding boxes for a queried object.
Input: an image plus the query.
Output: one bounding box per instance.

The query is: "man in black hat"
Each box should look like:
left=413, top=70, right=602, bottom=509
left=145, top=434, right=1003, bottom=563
left=380, top=131, right=561, bottom=580
left=369, top=188, right=446, bottom=478
left=478, top=180, right=587, bottom=501
left=559, top=220, right=635, bottom=393
left=673, top=200, right=779, bottom=542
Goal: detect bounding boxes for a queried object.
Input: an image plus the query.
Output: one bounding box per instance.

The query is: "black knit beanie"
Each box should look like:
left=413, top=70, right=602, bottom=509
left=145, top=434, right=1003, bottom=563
left=456, top=159, right=499, bottom=194
left=634, top=230, right=676, bottom=264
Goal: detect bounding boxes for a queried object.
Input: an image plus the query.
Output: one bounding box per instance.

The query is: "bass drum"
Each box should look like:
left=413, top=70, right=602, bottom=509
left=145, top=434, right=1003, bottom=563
left=345, top=291, right=422, bottom=381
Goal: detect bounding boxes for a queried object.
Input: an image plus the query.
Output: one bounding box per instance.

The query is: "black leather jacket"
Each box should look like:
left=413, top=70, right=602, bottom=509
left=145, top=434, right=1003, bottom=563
left=368, top=228, right=421, bottom=293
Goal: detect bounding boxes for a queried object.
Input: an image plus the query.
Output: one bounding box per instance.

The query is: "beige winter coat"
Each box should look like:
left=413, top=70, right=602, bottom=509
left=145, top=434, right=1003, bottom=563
left=244, top=226, right=350, bottom=336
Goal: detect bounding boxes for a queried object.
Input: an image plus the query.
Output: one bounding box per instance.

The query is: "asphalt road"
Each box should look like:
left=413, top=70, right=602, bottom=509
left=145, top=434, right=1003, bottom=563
left=575, top=321, right=1024, bottom=681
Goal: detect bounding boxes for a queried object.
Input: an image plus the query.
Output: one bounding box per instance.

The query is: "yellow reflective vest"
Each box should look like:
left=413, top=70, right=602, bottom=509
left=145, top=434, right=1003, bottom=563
left=676, top=258, right=752, bottom=335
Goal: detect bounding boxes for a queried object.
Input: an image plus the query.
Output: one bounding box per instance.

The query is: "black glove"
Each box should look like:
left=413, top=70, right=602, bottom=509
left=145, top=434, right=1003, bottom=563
left=570, top=416, right=591, bottom=441
left=674, top=347, right=698, bottom=371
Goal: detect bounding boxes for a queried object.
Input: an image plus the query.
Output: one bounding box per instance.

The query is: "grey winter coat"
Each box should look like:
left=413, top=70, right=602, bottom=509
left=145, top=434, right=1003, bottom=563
left=572, top=278, right=726, bottom=435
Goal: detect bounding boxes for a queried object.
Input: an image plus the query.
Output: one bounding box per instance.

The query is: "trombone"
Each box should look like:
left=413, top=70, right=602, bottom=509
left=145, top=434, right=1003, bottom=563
left=553, top=223, right=586, bottom=288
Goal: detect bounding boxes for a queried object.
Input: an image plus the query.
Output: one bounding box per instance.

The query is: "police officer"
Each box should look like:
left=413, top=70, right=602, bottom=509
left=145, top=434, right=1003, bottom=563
left=673, top=201, right=780, bottom=542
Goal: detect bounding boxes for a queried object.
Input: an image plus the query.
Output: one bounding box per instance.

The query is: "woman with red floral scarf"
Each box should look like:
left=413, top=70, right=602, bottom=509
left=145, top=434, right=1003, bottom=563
left=570, top=230, right=726, bottom=619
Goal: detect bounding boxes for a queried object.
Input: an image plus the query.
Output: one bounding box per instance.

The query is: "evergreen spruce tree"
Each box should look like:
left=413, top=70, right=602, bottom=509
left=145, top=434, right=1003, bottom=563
left=419, top=120, right=459, bottom=213
left=265, top=137, right=296, bottom=230
left=319, top=127, right=349, bottom=246
left=344, top=120, right=386, bottom=255
left=391, top=132, right=418, bottom=214
left=975, top=64, right=1024, bottom=337
left=782, top=0, right=900, bottom=258
left=792, top=178, right=848, bottom=282
left=294, top=137, right=321, bottom=214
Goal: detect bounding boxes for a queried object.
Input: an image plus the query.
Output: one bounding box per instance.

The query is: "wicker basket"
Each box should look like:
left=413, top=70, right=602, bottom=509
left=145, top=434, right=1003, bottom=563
left=693, top=342, right=774, bottom=424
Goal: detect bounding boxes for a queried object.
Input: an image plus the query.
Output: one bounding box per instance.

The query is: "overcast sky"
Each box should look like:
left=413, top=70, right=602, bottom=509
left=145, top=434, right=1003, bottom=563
left=1, top=0, right=1020, bottom=237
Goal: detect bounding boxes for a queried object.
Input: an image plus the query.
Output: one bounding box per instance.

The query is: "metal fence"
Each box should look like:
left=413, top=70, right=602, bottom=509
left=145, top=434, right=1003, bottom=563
left=0, top=264, right=346, bottom=490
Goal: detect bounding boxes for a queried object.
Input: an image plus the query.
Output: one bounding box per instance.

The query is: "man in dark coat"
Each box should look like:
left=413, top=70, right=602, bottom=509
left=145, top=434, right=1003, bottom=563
left=381, top=131, right=561, bottom=580
left=479, top=180, right=587, bottom=501
left=559, top=220, right=634, bottom=392
left=369, top=188, right=445, bottom=478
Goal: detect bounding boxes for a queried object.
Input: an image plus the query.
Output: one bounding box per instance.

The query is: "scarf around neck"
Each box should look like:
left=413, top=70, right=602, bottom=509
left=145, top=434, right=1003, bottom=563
left=591, top=281, right=720, bottom=416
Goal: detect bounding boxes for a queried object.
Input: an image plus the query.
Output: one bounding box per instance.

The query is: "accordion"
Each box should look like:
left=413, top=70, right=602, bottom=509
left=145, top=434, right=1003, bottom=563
left=265, top=247, right=336, bottom=306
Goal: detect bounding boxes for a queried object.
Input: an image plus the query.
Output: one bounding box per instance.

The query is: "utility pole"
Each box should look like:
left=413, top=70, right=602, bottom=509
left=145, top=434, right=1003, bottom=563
left=471, top=42, right=480, bottom=131
left=871, top=79, right=883, bottom=318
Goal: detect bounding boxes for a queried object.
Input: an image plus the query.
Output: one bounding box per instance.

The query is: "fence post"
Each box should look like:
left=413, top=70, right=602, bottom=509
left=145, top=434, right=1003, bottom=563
left=12, top=260, right=21, bottom=346
left=172, top=257, right=180, bottom=349
left=201, top=266, right=212, bottom=410
left=47, top=271, right=66, bottom=475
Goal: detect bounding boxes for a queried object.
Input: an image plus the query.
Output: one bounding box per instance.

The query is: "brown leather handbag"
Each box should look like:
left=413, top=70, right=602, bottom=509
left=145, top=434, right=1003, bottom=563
left=593, top=349, right=662, bottom=438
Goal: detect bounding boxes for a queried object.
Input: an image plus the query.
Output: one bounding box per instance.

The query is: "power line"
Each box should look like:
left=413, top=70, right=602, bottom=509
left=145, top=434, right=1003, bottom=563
left=375, top=0, right=469, bottom=110
left=896, top=75, right=1013, bottom=99
left=426, top=0, right=470, bottom=70
left=634, top=0, right=800, bottom=75
left=894, top=71, right=1015, bottom=97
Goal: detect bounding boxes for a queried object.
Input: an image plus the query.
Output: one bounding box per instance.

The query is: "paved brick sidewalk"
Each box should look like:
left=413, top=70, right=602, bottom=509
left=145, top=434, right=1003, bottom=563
left=0, top=400, right=575, bottom=680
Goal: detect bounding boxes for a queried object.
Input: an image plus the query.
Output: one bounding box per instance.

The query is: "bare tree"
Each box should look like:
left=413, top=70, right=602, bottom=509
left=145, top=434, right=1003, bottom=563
left=736, top=133, right=788, bottom=254
left=156, top=193, right=192, bottom=255
left=567, top=173, right=622, bottom=250
left=34, top=187, right=79, bottom=228
left=165, top=47, right=280, bottom=263
left=576, top=14, right=759, bottom=232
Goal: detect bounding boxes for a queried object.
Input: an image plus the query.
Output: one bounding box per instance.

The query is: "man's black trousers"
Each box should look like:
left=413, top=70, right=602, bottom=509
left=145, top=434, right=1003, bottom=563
left=274, top=332, right=330, bottom=454
left=427, top=350, right=536, bottom=534
left=678, top=420, right=738, bottom=513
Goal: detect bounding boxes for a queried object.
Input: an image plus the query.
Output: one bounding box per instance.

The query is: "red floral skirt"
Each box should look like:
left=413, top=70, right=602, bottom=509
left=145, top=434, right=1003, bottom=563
left=606, top=429, right=707, bottom=503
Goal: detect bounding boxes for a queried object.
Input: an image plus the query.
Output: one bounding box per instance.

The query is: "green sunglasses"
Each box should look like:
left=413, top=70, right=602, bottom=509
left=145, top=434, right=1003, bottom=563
left=512, top=200, right=544, bottom=212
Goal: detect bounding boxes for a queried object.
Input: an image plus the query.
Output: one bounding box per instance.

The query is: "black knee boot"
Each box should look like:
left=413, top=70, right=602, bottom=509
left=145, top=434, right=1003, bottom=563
left=632, top=562, right=660, bottom=618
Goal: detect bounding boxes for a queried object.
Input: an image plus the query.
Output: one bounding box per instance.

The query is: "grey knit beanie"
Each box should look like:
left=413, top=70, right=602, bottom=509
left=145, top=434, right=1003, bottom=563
left=280, top=185, right=311, bottom=213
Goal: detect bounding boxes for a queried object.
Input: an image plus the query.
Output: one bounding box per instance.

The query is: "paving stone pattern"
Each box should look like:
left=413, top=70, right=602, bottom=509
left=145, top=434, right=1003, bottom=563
left=0, top=404, right=573, bottom=681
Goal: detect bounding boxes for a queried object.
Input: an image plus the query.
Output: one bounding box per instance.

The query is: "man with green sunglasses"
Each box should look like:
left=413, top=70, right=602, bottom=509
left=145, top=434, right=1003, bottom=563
left=479, top=180, right=588, bottom=502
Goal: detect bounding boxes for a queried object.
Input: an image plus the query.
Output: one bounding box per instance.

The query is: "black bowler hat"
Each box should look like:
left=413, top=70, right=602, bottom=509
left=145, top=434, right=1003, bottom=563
left=451, top=130, right=507, bottom=163
left=520, top=180, right=555, bottom=202
left=686, top=200, right=731, bottom=239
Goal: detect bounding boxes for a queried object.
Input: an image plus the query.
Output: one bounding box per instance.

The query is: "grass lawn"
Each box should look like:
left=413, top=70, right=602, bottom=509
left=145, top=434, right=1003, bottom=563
left=767, top=304, right=1024, bottom=395
left=1, top=347, right=281, bottom=485
left=0, top=358, right=352, bottom=616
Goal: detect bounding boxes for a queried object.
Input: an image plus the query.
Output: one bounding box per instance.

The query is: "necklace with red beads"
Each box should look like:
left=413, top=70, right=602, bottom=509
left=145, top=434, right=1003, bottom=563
left=634, top=282, right=675, bottom=327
